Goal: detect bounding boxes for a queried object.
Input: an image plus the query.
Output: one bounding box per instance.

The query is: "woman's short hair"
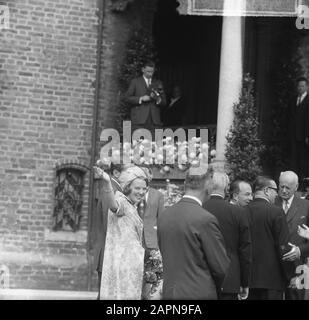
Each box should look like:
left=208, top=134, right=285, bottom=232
left=122, top=177, right=149, bottom=196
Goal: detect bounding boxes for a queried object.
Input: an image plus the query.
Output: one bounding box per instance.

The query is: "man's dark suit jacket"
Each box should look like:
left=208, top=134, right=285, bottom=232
left=288, top=94, right=309, bottom=177
left=125, top=76, right=166, bottom=125
left=143, top=187, right=164, bottom=249
left=288, top=94, right=309, bottom=142
left=203, top=196, right=252, bottom=293
left=246, top=198, right=290, bottom=291
left=92, top=177, right=122, bottom=273
left=158, top=197, right=230, bottom=300
left=163, top=97, right=186, bottom=126
left=275, top=196, right=309, bottom=270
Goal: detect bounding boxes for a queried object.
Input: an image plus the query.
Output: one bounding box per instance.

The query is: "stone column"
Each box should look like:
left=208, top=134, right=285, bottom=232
left=214, top=0, right=244, bottom=170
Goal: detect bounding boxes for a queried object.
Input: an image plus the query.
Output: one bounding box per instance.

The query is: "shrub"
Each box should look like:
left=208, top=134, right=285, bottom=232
left=225, top=74, right=266, bottom=182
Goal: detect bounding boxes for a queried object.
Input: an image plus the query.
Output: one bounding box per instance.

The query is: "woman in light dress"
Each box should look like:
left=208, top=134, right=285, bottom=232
left=94, top=165, right=148, bottom=300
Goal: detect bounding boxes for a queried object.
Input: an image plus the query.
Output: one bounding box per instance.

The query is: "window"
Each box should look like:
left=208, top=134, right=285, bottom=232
left=53, top=168, right=85, bottom=232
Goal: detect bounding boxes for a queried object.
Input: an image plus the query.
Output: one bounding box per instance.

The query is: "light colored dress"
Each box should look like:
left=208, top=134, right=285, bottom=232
left=100, top=191, right=145, bottom=300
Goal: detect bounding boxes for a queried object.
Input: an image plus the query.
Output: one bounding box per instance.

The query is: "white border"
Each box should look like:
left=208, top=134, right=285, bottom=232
left=187, top=0, right=300, bottom=17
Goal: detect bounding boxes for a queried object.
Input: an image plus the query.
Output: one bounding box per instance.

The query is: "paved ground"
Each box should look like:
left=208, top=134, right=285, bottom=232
left=0, top=289, right=98, bottom=300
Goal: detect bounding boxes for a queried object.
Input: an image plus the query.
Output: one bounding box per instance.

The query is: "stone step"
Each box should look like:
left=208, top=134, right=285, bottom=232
left=0, top=289, right=97, bottom=300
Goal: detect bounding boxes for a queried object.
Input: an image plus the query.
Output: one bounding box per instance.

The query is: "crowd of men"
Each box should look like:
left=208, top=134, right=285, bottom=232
left=158, top=170, right=309, bottom=300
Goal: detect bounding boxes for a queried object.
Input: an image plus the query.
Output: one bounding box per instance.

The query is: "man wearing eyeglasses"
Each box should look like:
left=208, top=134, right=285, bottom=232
left=246, top=176, right=290, bottom=300
left=276, top=171, right=309, bottom=300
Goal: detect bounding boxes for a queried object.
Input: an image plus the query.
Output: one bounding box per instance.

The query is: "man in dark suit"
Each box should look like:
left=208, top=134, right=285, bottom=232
left=157, top=169, right=230, bottom=300
left=138, top=166, right=165, bottom=299
left=247, top=176, right=290, bottom=300
left=204, top=172, right=252, bottom=300
left=276, top=170, right=309, bottom=300
left=125, top=61, right=166, bottom=132
left=288, top=77, right=309, bottom=180
left=92, top=162, right=123, bottom=299
left=139, top=166, right=164, bottom=249
left=163, top=85, right=186, bottom=127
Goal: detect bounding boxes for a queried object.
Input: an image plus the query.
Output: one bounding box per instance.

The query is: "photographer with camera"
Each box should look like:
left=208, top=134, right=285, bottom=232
left=125, top=61, right=166, bottom=133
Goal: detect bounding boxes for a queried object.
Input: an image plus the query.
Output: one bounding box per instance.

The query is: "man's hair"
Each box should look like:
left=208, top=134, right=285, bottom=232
left=212, top=172, right=229, bottom=191
left=143, top=60, right=155, bottom=69
left=229, top=180, right=242, bottom=197
left=279, top=171, right=299, bottom=185
left=297, top=76, right=308, bottom=84
left=184, top=167, right=213, bottom=192
left=229, top=179, right=251, bottom=197
left=109, top=163, right=124, bottom=175
left=253, top=175, right=273, bottom=192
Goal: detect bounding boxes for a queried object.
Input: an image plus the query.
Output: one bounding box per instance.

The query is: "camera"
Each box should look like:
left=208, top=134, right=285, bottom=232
left=149, top=85, right=163, bottom=104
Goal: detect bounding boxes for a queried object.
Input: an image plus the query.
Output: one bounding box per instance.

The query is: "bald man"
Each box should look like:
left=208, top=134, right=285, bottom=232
left=204, top=172, right=252, bottom=300
left=276, top=171, right=309, bottom=300
left=230, top=180, right=253, bottom=207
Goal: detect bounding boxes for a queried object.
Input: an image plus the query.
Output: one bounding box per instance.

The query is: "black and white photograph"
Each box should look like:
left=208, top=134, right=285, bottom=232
left=1, top=0, right=309, bottom=306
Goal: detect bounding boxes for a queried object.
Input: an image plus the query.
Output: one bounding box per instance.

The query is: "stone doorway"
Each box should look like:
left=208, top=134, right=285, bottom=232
left=152, top=0, right=222, bottom=127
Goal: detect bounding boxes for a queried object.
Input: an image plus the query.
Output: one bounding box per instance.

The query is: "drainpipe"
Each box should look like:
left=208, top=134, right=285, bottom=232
left=87, top=0, right=106, bottom=291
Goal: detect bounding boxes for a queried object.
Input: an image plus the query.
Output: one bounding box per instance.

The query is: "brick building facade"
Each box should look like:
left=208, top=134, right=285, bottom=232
left=0, top=0, right=155, bottom=290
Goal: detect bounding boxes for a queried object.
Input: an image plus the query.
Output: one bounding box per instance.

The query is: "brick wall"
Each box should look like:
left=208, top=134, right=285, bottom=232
left=98, top=0, right=141, bottom=130
left=0, top=0, right=98, bottom=290
left=0, top=0, right=158, bottom=291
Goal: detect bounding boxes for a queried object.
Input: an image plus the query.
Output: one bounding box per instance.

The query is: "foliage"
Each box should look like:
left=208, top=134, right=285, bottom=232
left=225, top=74, right=266, bottom=183
left=264, top=32, right=304, bottom=177
left=117, top=29, right=157, bottom=131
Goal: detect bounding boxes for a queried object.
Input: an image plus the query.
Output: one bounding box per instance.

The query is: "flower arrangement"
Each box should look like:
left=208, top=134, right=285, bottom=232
left=143, top=249, right=163, bottom=300
left=158, top=180, right=184, bottom=207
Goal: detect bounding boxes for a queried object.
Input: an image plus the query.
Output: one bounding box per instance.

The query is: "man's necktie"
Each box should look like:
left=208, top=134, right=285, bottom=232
left=297, top=96, right=302, bottom=106
left=283, top=200, right=289, bottom=214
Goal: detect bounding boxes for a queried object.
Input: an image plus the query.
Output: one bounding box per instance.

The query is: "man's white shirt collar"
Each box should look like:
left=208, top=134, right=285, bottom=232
left=183, top=195, right=202, bottom=206
left=210, top=193, right=224, bottom=199
left=169, top=97, right=180, bottom=107
left=298, top=91, right=307, bottom=104
left=143, top=76, right=151, bottom=86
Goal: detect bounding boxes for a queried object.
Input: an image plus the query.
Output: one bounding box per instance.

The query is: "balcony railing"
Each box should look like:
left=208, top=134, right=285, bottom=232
left=152, top=124, right=217, bottom=180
